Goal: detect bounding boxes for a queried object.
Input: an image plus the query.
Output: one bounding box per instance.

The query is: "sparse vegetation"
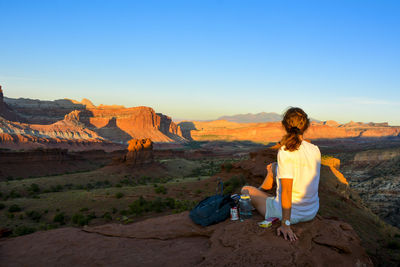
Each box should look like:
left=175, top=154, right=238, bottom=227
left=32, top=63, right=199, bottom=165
left=223, top=175, right=246, bottom=194
left=115, top=192, right=124, bottom=199
left=72, top=213, right=90, bottom=226
left=29, top=183, right=40, bottom=194
left=8, top=204, right=22, bottom=213
left=223, top=162, right=233, bottom=172
left=26, top=210, right=42, bottom=222
left=154, top=185, right=167, bottom=194
left=128, top=196, right=196, bottom=216
left=53, top=212, right=66, bottom=225
left=13, top=225, right=36, bottom=236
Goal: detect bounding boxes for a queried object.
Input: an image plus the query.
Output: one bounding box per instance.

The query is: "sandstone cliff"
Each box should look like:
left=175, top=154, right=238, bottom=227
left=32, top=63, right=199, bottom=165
left=63, top=107, right=184, bottom=143
left=0, top=115, right=115, bottom=152
left=0, top=88, right=185, bottom=150
left=0, top=86, right=21, bottom=122
left=179, top=119, right=400, bottom=142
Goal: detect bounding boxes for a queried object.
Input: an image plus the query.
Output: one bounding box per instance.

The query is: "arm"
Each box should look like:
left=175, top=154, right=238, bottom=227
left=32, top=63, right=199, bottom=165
left=276, top=178, right=298, bottom=241
left=259, top=163, right=275, bottom=190
left=280, top=178, right=293, bottom=224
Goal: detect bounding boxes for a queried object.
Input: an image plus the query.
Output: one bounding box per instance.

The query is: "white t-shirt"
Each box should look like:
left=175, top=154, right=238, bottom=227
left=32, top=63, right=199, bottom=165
left=273, top=140, right=321, bottom=220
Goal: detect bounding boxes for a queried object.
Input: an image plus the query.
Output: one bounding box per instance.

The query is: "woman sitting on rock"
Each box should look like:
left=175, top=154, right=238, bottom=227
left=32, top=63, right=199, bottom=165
left=241, top=107, right=321, bottom=242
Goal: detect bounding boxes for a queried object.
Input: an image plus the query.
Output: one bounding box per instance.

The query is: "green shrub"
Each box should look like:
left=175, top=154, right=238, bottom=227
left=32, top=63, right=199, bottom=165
left=223, top=162, right=233, bottom=172
left=223, top=175, right=246, bottom=194
left=155, top=186, right=167, bottom=194
left=85, top=183, right=94, bottom=190
left=102, top=212, right=112, bottom=221
left=8, top=190, right=21, bottom=199
left=115, top=192, right=124, bottom=199
left=13, top=226, right=36, bottom=236
left=50, top=184, right=64, bottom=192
left=26, top=210, right=42, bottom=222
left=120, top=209, right=129, bottom=216
left=53, top=212, right=66, bottom=224
left=80, top=207, right=89, bottom=212
left=8, top=204, right=22, bottom=213
left=173, top=199, right=197, bottom=213
left=72, top=213, right=89, bottom=226
left=152, top=197, right=164, bottom=212
left=127, top=197, right=196, bottom=216
left=165, top=197, right=175, bottom=209
left=29, top=183, right=40, bottom=193
left=87, top=211, right=96, bottom=220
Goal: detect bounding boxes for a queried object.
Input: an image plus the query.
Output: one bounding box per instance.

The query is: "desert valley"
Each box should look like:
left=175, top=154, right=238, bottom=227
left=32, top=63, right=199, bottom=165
left=0, top=86, right=399, bottom=266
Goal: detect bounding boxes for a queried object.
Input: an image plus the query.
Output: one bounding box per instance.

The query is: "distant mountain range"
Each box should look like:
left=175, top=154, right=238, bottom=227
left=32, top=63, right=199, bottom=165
left=217, top=112, right=320, bottom=123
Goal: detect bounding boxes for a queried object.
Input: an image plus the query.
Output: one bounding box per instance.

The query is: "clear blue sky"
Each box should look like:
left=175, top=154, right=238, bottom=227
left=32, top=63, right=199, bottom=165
left=1, top=0, right=399, bottom=125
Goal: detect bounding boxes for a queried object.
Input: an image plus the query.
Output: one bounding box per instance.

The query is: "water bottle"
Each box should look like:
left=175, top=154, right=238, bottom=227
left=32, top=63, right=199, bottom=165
left=239, top=194, right=253, bottom=221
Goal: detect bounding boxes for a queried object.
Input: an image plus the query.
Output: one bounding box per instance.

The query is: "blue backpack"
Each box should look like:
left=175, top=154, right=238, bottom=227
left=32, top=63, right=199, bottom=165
left=189, top=179, right=235, bottom=226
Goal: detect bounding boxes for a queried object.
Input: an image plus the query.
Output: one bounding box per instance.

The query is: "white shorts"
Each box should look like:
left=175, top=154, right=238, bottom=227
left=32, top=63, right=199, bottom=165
left=265, top=196, right=316, bottom=225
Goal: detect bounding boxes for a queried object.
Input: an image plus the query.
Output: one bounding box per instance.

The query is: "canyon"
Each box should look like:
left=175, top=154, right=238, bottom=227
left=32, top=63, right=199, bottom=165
left=1, top=87, right=400, bottom=152
left=1, top=88, right=400, bottom=265
left=0, top=87, right=184, bottom=150
left=336, top=147, right=400, bottom=229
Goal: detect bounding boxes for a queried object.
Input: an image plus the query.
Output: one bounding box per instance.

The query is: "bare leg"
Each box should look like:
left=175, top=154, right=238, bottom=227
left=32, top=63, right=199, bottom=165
left=241, top=186, right=273, bottom=218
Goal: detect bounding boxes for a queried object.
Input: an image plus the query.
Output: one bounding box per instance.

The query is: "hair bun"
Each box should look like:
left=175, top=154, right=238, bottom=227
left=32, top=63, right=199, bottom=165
left=289, top=126, right=301, bottom=134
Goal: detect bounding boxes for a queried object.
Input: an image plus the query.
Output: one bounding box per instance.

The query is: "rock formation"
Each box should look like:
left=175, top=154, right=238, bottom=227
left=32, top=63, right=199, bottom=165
left=0, top=91, right=185, bottom=150
left=0, top=211, right=373, bottom=266
left=123, top=138, right=154, bottom=165
left=179, top=119, right=400, bottom=142
left=4, top=94, right=185, bottom=143
left=0, top=85, right=21, bottom=122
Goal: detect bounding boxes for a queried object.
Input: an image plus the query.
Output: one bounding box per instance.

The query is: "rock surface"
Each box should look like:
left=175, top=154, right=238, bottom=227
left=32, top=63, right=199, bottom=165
left=0, top=211, right=373, bottom=267
left=123, top=138, right=154, bottom=165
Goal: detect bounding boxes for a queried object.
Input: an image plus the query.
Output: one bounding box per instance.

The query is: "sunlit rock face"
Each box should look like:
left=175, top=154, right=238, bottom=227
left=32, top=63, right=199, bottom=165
left=179, top=119, right=400, bottom=143
left=4, top=95, right=185, bottom=143
left=0, top=90, right=185, bottom=151
left=123, top=138, right=154, bottom=165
